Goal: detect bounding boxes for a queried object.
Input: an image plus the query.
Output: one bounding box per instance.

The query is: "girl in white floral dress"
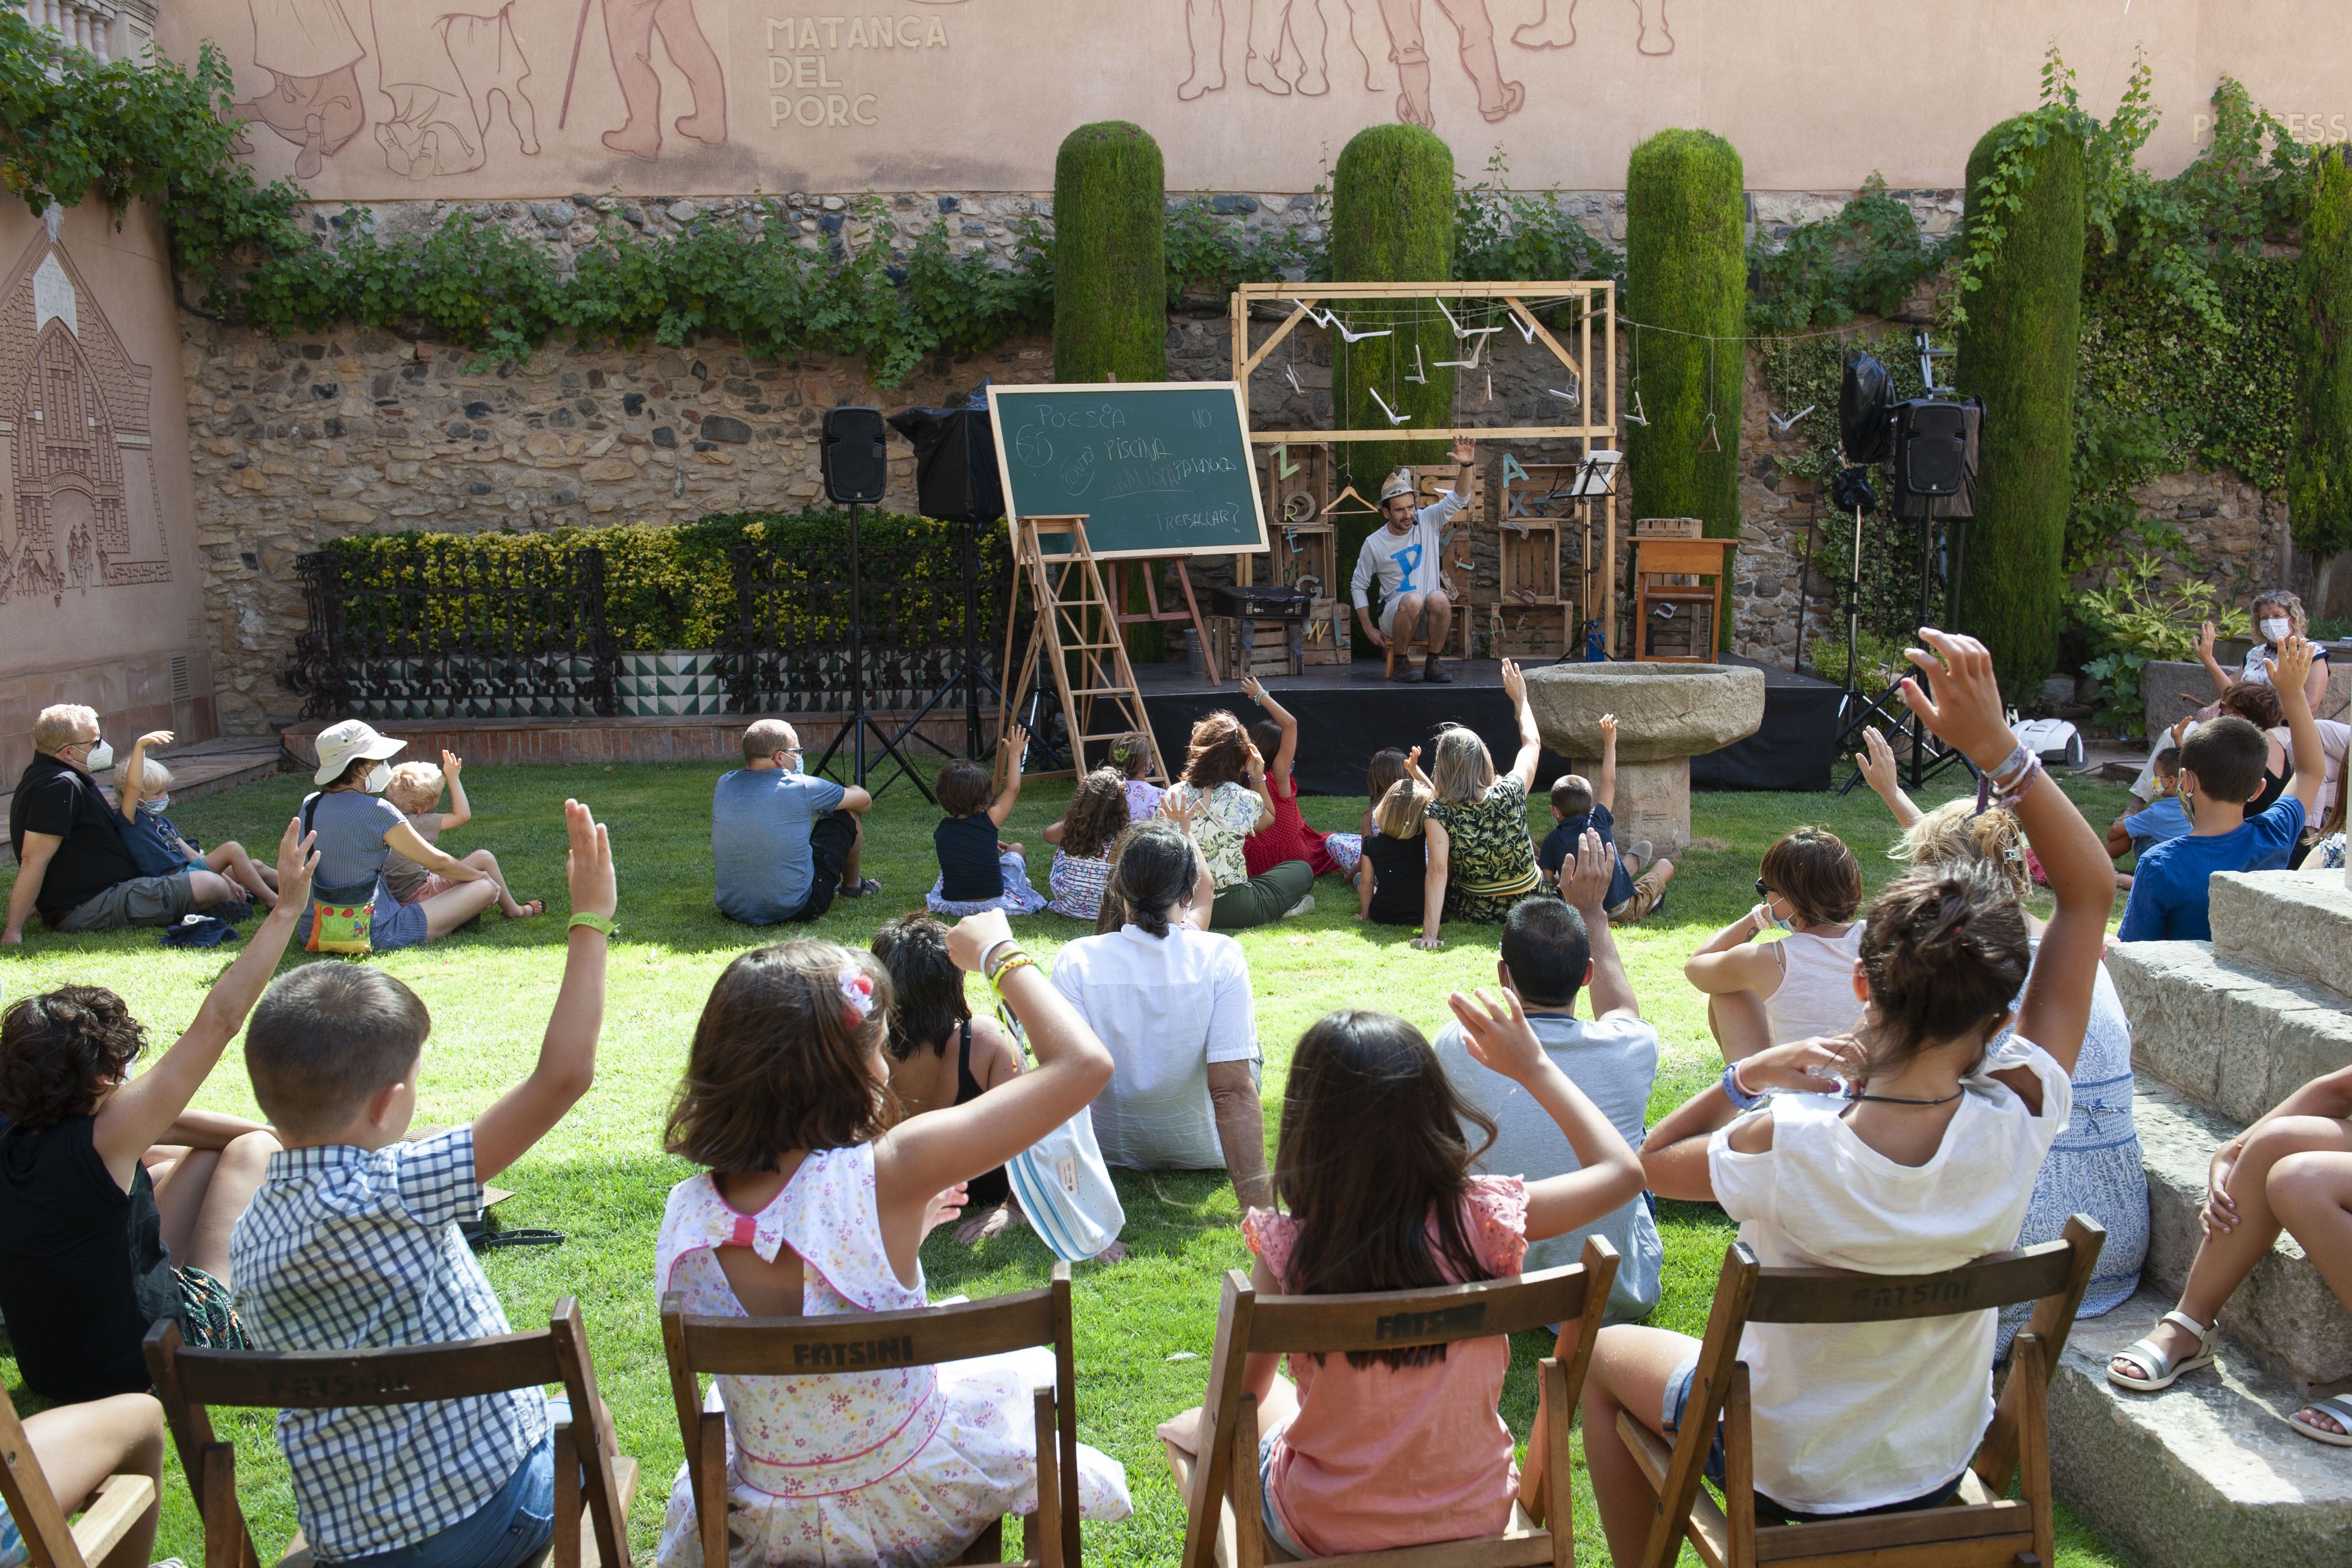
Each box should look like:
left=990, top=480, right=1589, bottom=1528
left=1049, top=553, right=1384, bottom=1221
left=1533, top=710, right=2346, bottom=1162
left=652, top=916, right=1131, bottom=1567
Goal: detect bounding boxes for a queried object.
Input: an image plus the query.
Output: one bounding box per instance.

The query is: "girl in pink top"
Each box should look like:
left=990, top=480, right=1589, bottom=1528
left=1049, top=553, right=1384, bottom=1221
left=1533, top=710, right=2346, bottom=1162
left=1166, top=972, right=1642, bottom=1558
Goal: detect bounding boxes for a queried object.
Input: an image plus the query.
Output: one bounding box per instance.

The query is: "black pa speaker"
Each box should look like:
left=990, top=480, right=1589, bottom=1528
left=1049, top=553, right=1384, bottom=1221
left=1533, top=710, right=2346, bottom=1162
left=821, top=406, right=889, bottom=506
left=886, top=394, right=1005, bottom=523
left=1890, top=397, right=1980, bottom=522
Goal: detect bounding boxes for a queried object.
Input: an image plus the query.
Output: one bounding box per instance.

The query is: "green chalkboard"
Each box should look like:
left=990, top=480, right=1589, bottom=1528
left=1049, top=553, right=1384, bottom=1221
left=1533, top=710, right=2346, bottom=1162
left=986, top=381, right=1268, bottom=560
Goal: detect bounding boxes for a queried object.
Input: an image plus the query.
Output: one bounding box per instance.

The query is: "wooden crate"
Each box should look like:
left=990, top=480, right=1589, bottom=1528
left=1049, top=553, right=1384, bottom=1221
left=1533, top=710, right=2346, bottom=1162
left=1208, top=614, right=1303, bottom=679
left=1634, top=515, right=1704, bottom=538
left=1483, top=600, right=1575, bottom=660
left=1301, top=597, right=1350, bottom=664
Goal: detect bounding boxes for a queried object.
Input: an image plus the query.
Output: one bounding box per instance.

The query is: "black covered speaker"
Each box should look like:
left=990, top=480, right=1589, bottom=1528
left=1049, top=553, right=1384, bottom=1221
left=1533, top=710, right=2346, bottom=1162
left=1891, top=397, right=1980, bottom=521
left=886, top=394, right=1005, bottom=523
left=821, top=406, right=889, bottom=505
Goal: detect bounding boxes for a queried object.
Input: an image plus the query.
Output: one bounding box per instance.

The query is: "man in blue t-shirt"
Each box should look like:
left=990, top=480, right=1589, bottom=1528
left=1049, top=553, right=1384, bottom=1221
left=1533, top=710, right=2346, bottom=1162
left=2119, top=638, right=2325, bottom=942
left=712, top=718, right=877, bottom=924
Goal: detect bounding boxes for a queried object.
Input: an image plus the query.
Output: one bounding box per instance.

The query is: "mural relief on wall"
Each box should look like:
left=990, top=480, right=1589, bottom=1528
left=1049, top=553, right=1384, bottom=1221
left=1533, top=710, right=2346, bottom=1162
left=0, top=225, right=170, bottom=609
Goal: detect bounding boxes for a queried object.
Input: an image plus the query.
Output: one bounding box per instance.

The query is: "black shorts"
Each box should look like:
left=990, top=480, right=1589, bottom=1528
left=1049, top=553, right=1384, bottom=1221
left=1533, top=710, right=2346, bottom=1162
left=782, top=809, right=859, bottom=923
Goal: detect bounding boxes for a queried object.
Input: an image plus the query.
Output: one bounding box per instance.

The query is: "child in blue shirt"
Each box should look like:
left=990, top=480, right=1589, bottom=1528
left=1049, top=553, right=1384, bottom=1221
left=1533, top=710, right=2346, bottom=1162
left=113, top=732, right=280, bottom=909
left=2107, top=747, right=2190, bottom=872
left=2119, top=638, right=2324, bottom=943
left=1534, top=714, right=1674, bottom=924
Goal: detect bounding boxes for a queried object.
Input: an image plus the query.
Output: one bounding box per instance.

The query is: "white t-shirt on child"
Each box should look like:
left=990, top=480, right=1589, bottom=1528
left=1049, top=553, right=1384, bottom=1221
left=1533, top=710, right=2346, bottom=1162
left=1706, top=1037, right=2072, bottom=1515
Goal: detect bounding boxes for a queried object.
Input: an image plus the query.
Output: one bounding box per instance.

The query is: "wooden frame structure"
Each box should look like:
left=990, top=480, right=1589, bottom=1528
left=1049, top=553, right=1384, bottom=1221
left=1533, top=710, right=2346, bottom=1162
left=997, top=515, right=1166, bottom=785
left=1617, top=1218, right=2105, bottom=1568
left=145, top=1298, right=637, bottom=1568
left=0, top=1382, right=157, bottom=1568
left=663, top=1263, right=1085, bottom=1567
left=1229, top=281, right=1621, bottom=653
left=1168, top=1237, right=1619, bottom=1568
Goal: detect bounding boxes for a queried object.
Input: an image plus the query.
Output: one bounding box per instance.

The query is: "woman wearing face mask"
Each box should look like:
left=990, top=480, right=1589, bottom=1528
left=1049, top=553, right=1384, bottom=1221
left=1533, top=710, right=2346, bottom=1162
left=295, top=720, right=499, bottom=950
left=1684, top=827, right=1867, bottom=1065
left=2197, top=591, right=2331, bottom=713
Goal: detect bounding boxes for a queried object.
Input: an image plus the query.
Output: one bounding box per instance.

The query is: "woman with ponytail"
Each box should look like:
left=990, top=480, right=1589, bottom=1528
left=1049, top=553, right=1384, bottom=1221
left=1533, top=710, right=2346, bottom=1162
left=1578, top=630, right=2117, bottom=1560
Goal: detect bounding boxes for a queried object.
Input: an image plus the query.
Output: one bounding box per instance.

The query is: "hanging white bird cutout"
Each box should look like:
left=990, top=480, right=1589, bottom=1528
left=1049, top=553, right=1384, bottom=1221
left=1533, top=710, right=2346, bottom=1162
left=1404, top=343, right=1427, bottom=384
left=1286, top=364, right=1306, bottom=395
left=1367, top=387, right=1411, bottom=424
left=1435, top=335, right=1487, bottom=371
left=1770, top=404, right=1816, bottom=432
left=1624, top=390, right=1650, bottom=426
left=1334, top=318, right=1392, bottom=343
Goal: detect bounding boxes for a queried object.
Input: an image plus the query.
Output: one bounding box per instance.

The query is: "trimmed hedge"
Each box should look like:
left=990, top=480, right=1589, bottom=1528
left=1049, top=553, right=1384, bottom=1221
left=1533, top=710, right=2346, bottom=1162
left=1330, top=124, right=1456, bottom=591
left=1956, top=118, right=2086, bottom=692
left=2291, top=152, right=2352, bottom=561
left=1053, top=123, right=1169, bottom=384
left=1624, top=129, right=1746, bottom=644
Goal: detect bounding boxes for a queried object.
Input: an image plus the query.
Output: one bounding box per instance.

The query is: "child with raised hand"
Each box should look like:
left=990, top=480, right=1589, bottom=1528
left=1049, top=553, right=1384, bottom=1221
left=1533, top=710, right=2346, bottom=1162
left=1580, top=628, right=2116, bottom=1562
left=2120, top=635, right=2325, bottom=941
left=1159, top=995, right=1641, bottom=1559
left=927, top=724, right=1049, bottom=917
left=1239, top=676, right=1352, bottom=882
left=229, top=800, right=614, bottom=1568
left=114, top=729, right=280, bottom=909
left=1538, top=713, right=1674, bottom=926
left=0, top=818, right=315, bottom=1405
left=651, top=910, right=1132, bottom=1564
left=1045, top=767, right=1129, bottom=921
left=382, top=751, right=544, bottom=919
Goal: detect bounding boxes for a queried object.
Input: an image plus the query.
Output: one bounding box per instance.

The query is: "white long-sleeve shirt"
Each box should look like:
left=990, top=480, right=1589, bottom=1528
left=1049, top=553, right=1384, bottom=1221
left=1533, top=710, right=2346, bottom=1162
left=1349, top=488, right=1467, bottom=609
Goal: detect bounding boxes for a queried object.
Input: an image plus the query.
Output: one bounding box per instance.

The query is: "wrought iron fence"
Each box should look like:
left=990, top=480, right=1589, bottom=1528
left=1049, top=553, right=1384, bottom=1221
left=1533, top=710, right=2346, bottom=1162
left=287, top=542, right=619, bottom=720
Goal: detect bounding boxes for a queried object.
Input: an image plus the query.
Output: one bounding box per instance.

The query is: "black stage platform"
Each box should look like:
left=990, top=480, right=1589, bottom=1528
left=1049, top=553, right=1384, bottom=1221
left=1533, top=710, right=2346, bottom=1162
left=1134, top=655, right=1845, bottom=797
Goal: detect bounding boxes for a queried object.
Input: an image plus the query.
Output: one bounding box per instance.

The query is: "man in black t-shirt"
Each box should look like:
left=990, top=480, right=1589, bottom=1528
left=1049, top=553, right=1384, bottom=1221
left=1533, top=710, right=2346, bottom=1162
left=4, top=704, right=239, bottom=942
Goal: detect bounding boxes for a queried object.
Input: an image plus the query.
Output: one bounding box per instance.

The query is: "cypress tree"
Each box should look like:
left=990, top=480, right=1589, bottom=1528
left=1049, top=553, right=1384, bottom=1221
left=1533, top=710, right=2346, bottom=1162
left=1623, top=129, right=1746, bottom=648
left=1955, top=119, right=2085, bottom=693
left=2290, top=149, right=2352, bottom=576
left=1330, top=123, right=1455, bottom=590
left=1052, top=121, right=1168, bottom=384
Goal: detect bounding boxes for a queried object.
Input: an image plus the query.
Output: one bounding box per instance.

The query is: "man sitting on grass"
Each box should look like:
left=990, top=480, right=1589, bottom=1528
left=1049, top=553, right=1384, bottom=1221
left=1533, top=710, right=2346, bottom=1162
left=1431, top=829, right=1663, bottom=1322
left=712, top=718, right=879, bottom=924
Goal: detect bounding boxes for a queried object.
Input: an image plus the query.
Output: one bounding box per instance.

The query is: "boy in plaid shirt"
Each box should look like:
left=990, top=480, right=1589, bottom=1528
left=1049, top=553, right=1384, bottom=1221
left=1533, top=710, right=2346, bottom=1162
left=230, top=800, right=615, bottom=1568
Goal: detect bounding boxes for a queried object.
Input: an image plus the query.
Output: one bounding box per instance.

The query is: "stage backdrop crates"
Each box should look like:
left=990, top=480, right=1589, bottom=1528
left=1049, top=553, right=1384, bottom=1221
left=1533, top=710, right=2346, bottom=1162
left=1208, top=582, right=1310, bottom=679
left=1260, top=443, right=1343, bottom=602
left=1301, top=596, right=1349, bottom=665
left=1488, top=461, right=1584, bottom=661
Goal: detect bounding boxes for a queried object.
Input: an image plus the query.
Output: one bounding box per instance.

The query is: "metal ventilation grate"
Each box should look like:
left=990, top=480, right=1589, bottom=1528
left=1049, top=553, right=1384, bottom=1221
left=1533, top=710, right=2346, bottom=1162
left=167, top=651, right=191, bottom=702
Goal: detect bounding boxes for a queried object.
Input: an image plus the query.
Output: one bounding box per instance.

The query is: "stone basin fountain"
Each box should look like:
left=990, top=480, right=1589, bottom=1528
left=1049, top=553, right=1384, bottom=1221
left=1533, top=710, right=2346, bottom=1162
left=1523, top=663, right=1766, bottom=858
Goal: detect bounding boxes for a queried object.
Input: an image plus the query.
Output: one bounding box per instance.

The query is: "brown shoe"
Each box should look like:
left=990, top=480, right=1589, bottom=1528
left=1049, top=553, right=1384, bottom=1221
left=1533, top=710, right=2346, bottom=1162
left=1424, top=652, right=1453, bottom=683
left=1609, top=860, right=1674, bottom=925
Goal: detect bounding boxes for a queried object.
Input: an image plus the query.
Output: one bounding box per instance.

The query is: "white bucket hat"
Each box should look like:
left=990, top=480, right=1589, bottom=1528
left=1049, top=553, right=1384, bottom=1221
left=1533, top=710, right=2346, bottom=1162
left=1379, top=468, right=1416, bottom=503
left=311, top=718, right=406, bottom=785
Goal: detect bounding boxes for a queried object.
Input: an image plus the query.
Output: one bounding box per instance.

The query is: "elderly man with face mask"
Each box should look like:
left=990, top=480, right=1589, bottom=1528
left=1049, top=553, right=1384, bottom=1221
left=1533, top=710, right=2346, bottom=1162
left=4, top=705, right=243, bottom=943
left=1349, top=437, right=1476, bottom=683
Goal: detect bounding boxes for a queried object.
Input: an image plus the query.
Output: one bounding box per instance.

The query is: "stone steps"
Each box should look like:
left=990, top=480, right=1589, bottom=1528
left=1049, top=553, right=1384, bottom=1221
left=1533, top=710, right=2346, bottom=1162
left=2053, top=1287, right=2352, bottom=1568
left=2105, top=939, right=2352, bottom=1125
left=2133, top=1083, right=2352, bottom=1386
left=2210, top=869, right=2352, bottom=1003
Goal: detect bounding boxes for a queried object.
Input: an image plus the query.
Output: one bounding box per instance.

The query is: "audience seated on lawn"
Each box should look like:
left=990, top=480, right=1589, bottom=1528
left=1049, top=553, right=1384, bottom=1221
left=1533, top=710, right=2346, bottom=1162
left=5, top=703, right=244, bottom=943
left=874, top=911, right=1028, bottom=1245
left=0, top=818, right=312, bottom=1405
left=297, top=720, right=506, bottom=951
left=927, top=726, right=1049, bottom=917
left=114, top=730, right=280, bottom=910
left=0, top=1386, right=167, bottom=1568
left=229, top=800, right=614, bottom=1568
left=1537, top=712, right=1673, bottom=927
left=1420, top=659, right=1550, bottom=946
left=381, top=751, right=544, bottom=919
left=1433, top=833, right=1663, bottom=1322
left=1683, top=826, right=1864, bottom=1062
left=1111, top=729, right=1163, bottom=820
left=713, top=717, right=878, bottom=924
left=1579, top=629, right=2115, bottom=1562
left=651, top=912, right=1131, bottom=1566
left=1356, top=775, right=1433, bottom=928
left=2104, top=745, right=2188, bottom=879
left=1891, top=797, right=2148, bottom=1348
left=2106, top=1060, right=2352, bottom=1446
left=1051, top=816, right=1268, bottom=1212
left=1165, top=712, right=1314, bottom=930
left=1158, top=996, right=1640, bottom=1559
left=1238, top=675, right=1357, bottom=885
left=1043, top=767, right=1128, bottom=922
left=1325, top=745, right=1408, bottom=894
left=2119, top=637, right=2324, bottom=942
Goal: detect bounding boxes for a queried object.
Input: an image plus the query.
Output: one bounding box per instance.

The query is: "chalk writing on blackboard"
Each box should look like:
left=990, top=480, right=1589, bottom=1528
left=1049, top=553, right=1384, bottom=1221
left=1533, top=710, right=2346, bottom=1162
left=988, top=382, right=1267, bottom=560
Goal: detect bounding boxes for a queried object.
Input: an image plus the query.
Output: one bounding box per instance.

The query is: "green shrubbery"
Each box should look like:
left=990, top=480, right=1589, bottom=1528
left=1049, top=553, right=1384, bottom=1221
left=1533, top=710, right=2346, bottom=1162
left=1053, top=123, right=1168, bottom=384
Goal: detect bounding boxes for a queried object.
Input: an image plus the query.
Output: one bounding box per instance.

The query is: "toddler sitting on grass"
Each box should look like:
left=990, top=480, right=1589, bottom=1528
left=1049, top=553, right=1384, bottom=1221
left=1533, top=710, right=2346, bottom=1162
left=927, top=725, right=1049, bottom=917
left=382, top=751, right=544, bottom=918
left=114, top=730, right=279, bottom=909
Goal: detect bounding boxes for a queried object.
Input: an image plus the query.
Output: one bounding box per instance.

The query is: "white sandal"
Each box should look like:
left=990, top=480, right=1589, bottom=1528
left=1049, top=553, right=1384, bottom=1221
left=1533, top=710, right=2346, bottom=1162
left=2288, top=1394, right=2352, bottom=1447
left=2106, top=1310, right=2220, bottom=1391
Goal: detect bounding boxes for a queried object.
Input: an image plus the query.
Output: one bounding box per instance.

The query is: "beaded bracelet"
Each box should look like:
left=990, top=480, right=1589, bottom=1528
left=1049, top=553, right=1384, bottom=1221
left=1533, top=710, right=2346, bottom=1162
left=988, top=953, right=1039, bottom=992
left=1995, top=752, right=2045, bottom=809
left=1987, top=740, right=2034, bottom=791
left=1720, top=1061, right=1765, bottom=1111
left=983, top=942, right=1027, bottom=981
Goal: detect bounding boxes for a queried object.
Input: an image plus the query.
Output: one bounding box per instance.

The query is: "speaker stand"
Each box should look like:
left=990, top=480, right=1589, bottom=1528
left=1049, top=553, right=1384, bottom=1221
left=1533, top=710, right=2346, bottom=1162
left=810, top=501, right=933, bottom=801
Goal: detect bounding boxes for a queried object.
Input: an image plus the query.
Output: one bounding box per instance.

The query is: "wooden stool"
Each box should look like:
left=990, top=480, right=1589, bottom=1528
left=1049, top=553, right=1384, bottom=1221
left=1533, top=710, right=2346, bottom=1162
left=1382, top=601, right=1471, bottom=677
left=1632, top=537, right=1735, bottom=663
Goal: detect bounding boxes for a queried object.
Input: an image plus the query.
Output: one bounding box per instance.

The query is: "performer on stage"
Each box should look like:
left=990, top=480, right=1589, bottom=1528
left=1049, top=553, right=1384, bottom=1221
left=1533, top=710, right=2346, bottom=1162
left=1351, top=437, right=1475, bottom=684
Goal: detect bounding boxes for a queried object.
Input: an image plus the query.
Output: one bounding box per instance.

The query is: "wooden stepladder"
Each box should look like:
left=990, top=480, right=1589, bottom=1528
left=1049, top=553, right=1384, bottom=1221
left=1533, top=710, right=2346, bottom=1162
left=999, top=516, right=1170, bottom=786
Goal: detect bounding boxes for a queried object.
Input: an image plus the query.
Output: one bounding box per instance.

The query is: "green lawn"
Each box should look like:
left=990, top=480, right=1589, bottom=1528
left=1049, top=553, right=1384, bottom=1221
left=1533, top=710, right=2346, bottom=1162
left=0, top=755, right=2136, bottom=1566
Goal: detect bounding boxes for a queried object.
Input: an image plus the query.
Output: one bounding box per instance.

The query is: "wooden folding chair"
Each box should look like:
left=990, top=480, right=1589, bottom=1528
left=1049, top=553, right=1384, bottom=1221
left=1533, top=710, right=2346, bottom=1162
left=1618, top=1214, right=2106, bottom=1568
left=660, top=1261, right=1083, bottom=1568
left=0, top=1384, right=157, bottom=1568
left=1168, top=1235, right=1619, bottom=1568
left=143, top=1298, right=636, bottom=1568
